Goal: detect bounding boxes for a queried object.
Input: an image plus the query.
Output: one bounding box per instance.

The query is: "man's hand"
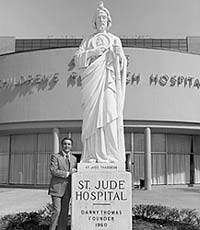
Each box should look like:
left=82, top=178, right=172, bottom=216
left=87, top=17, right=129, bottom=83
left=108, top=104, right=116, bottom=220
left=71, top=168, right=77, bottom=174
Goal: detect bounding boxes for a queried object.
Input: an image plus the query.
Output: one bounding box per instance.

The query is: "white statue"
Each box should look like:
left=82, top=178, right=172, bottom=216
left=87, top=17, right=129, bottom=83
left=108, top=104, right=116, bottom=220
left=74, top=2, right=127, bottom=163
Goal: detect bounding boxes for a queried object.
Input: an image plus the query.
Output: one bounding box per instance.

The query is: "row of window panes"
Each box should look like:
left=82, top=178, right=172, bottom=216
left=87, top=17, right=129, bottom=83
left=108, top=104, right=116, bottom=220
left=121, top=39, right=187, bottom=51
left=15, top=38, right=187, bottom=52
left=0, top=133, right=200, bottom=185
left=15, top=39, right=82, bottom=51
left=16, top=39, right=82, bottom=45
left=1, top=132, right=198, bottom=153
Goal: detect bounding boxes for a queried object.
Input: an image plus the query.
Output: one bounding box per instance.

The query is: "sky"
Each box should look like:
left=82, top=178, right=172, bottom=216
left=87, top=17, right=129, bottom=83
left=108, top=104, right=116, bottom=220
left=0, top=0, right=200, bottom=39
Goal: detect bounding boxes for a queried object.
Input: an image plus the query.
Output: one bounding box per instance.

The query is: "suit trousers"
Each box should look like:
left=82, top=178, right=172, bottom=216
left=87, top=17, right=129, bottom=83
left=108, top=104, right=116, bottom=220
left=49, top=184, right=71, bottom=230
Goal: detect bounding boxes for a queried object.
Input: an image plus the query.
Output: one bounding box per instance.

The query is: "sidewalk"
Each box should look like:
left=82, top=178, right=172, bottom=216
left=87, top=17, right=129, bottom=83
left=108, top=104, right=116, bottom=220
left=0, top=184, right=199, bottom=217
left=0, top=188, right=50, bottom=217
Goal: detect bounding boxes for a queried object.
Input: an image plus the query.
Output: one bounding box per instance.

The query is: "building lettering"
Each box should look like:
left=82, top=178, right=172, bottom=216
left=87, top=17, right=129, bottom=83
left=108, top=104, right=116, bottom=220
left=149, top=73, right=200, bottom=89
left=0, top=73, right=59, bottom=89
left=66, top=71, right=200, bottom=90
left=1, top=70, right=200, bottom=91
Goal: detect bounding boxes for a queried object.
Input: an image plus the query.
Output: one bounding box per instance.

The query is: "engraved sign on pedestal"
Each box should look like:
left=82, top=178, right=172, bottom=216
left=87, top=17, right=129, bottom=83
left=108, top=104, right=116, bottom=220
left=71, top=163, right=132, bottom=230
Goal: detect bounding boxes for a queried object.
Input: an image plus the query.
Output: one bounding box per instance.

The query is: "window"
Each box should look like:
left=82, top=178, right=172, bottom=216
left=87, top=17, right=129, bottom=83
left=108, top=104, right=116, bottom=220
left=0, top=136, right=9, bottom=183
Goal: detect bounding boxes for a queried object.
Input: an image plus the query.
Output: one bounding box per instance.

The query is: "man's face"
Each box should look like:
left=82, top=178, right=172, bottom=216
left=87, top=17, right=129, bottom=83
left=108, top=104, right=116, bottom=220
left=95, top=10, right=108, bottom=32
left=62, top=139, right=72, bottom=153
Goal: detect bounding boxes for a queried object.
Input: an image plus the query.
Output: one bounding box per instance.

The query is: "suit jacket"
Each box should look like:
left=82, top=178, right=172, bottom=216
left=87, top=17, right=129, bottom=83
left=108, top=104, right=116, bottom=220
left=48, top=151, right=77, bottom=197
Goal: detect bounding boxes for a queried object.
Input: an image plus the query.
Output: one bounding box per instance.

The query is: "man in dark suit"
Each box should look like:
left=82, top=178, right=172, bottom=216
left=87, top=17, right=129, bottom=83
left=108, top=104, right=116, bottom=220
left=48, top=137, right=77, bottom=230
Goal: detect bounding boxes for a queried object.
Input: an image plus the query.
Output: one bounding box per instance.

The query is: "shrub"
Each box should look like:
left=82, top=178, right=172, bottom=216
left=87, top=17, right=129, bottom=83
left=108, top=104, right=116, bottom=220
left=1, top=203, right=200, bottom=230
left=132, top=204, right=200, bottom=230
left=0, top=203, right=52, bottom=230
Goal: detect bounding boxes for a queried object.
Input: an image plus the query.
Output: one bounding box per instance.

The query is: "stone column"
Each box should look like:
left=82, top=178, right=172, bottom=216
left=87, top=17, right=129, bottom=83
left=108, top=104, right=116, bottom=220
left=53, top=128, right=59, bottom=154
left=144, top=127, right=152, bottom=190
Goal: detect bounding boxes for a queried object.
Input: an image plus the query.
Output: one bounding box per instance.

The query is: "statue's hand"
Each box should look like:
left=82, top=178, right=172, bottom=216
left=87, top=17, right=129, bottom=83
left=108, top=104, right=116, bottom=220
left=87, top=46, right=107, bottom=58
left=113, top=44, right=123, bottom=60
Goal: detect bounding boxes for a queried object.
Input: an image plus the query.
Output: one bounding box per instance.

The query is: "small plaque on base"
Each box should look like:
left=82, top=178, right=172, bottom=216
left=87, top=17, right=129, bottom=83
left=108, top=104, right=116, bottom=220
left=78, top=163, right=125, bottom=172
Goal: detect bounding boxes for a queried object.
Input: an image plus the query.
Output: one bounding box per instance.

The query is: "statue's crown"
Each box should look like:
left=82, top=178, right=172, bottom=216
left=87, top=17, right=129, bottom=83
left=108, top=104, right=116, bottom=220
left=99, top=1, right=104, bottom=9
left=96, top=1, right=111, bottom=18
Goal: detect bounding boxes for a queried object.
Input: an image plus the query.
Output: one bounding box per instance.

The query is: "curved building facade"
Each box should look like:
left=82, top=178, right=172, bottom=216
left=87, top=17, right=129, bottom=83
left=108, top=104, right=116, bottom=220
left=0, top=37, right=200, bottom=187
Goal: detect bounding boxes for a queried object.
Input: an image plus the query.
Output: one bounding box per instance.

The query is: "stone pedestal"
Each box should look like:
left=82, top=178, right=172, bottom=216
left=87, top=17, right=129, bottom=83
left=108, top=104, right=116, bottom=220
left=71, top=163, right=132, bottom=230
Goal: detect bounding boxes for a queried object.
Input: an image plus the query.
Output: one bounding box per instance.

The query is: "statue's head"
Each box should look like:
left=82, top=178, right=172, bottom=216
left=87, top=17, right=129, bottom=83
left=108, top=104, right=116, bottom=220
left=93, top=2, right=112, bottom=32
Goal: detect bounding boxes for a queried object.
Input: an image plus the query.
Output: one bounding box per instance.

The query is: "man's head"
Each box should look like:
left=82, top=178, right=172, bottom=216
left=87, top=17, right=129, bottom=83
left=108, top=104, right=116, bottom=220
left=93, top=2, right=112, bottom=32
left=61, top=137, right=73, bottom=154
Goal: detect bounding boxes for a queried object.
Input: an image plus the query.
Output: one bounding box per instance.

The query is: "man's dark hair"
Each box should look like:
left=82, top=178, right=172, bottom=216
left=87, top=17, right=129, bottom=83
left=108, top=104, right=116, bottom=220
left=61, top=137, right=73, bottom=146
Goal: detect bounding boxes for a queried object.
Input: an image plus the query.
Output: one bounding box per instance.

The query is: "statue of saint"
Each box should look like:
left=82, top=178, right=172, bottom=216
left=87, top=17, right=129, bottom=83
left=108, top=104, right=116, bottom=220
left=74, top=2, right=127, bottom=163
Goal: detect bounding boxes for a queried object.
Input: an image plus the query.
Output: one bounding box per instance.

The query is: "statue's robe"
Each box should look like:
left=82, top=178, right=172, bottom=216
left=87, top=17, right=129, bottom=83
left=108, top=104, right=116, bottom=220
left=75, top=32, right=127, bottom=163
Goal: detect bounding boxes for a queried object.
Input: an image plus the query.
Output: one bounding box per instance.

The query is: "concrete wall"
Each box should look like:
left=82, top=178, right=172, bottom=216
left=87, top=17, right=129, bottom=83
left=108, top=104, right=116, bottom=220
left=0, top=36, right=15, bottom=55
left=125, top=48, right=200, bottom=123
left=187, top=36, right=200, bottom=55
left=1, top=47, right=200, bottom=124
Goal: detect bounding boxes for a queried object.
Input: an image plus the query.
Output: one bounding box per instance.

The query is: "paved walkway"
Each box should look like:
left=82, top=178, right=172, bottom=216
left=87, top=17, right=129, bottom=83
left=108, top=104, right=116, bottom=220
left=0, top=188, right=51, bottom=217
left=0, top=184, right=200, bottom=217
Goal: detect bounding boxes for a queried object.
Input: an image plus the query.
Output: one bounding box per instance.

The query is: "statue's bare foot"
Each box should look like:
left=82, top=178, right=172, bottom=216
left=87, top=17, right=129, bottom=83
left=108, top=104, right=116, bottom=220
left=97, top=159, right=110, bottom=163
left=88, top=159, right=97, bottom=163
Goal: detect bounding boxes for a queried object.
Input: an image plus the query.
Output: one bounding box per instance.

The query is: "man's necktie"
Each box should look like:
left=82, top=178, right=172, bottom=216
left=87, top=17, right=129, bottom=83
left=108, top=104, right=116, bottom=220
left=65, top=154, right=70, bottom=169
